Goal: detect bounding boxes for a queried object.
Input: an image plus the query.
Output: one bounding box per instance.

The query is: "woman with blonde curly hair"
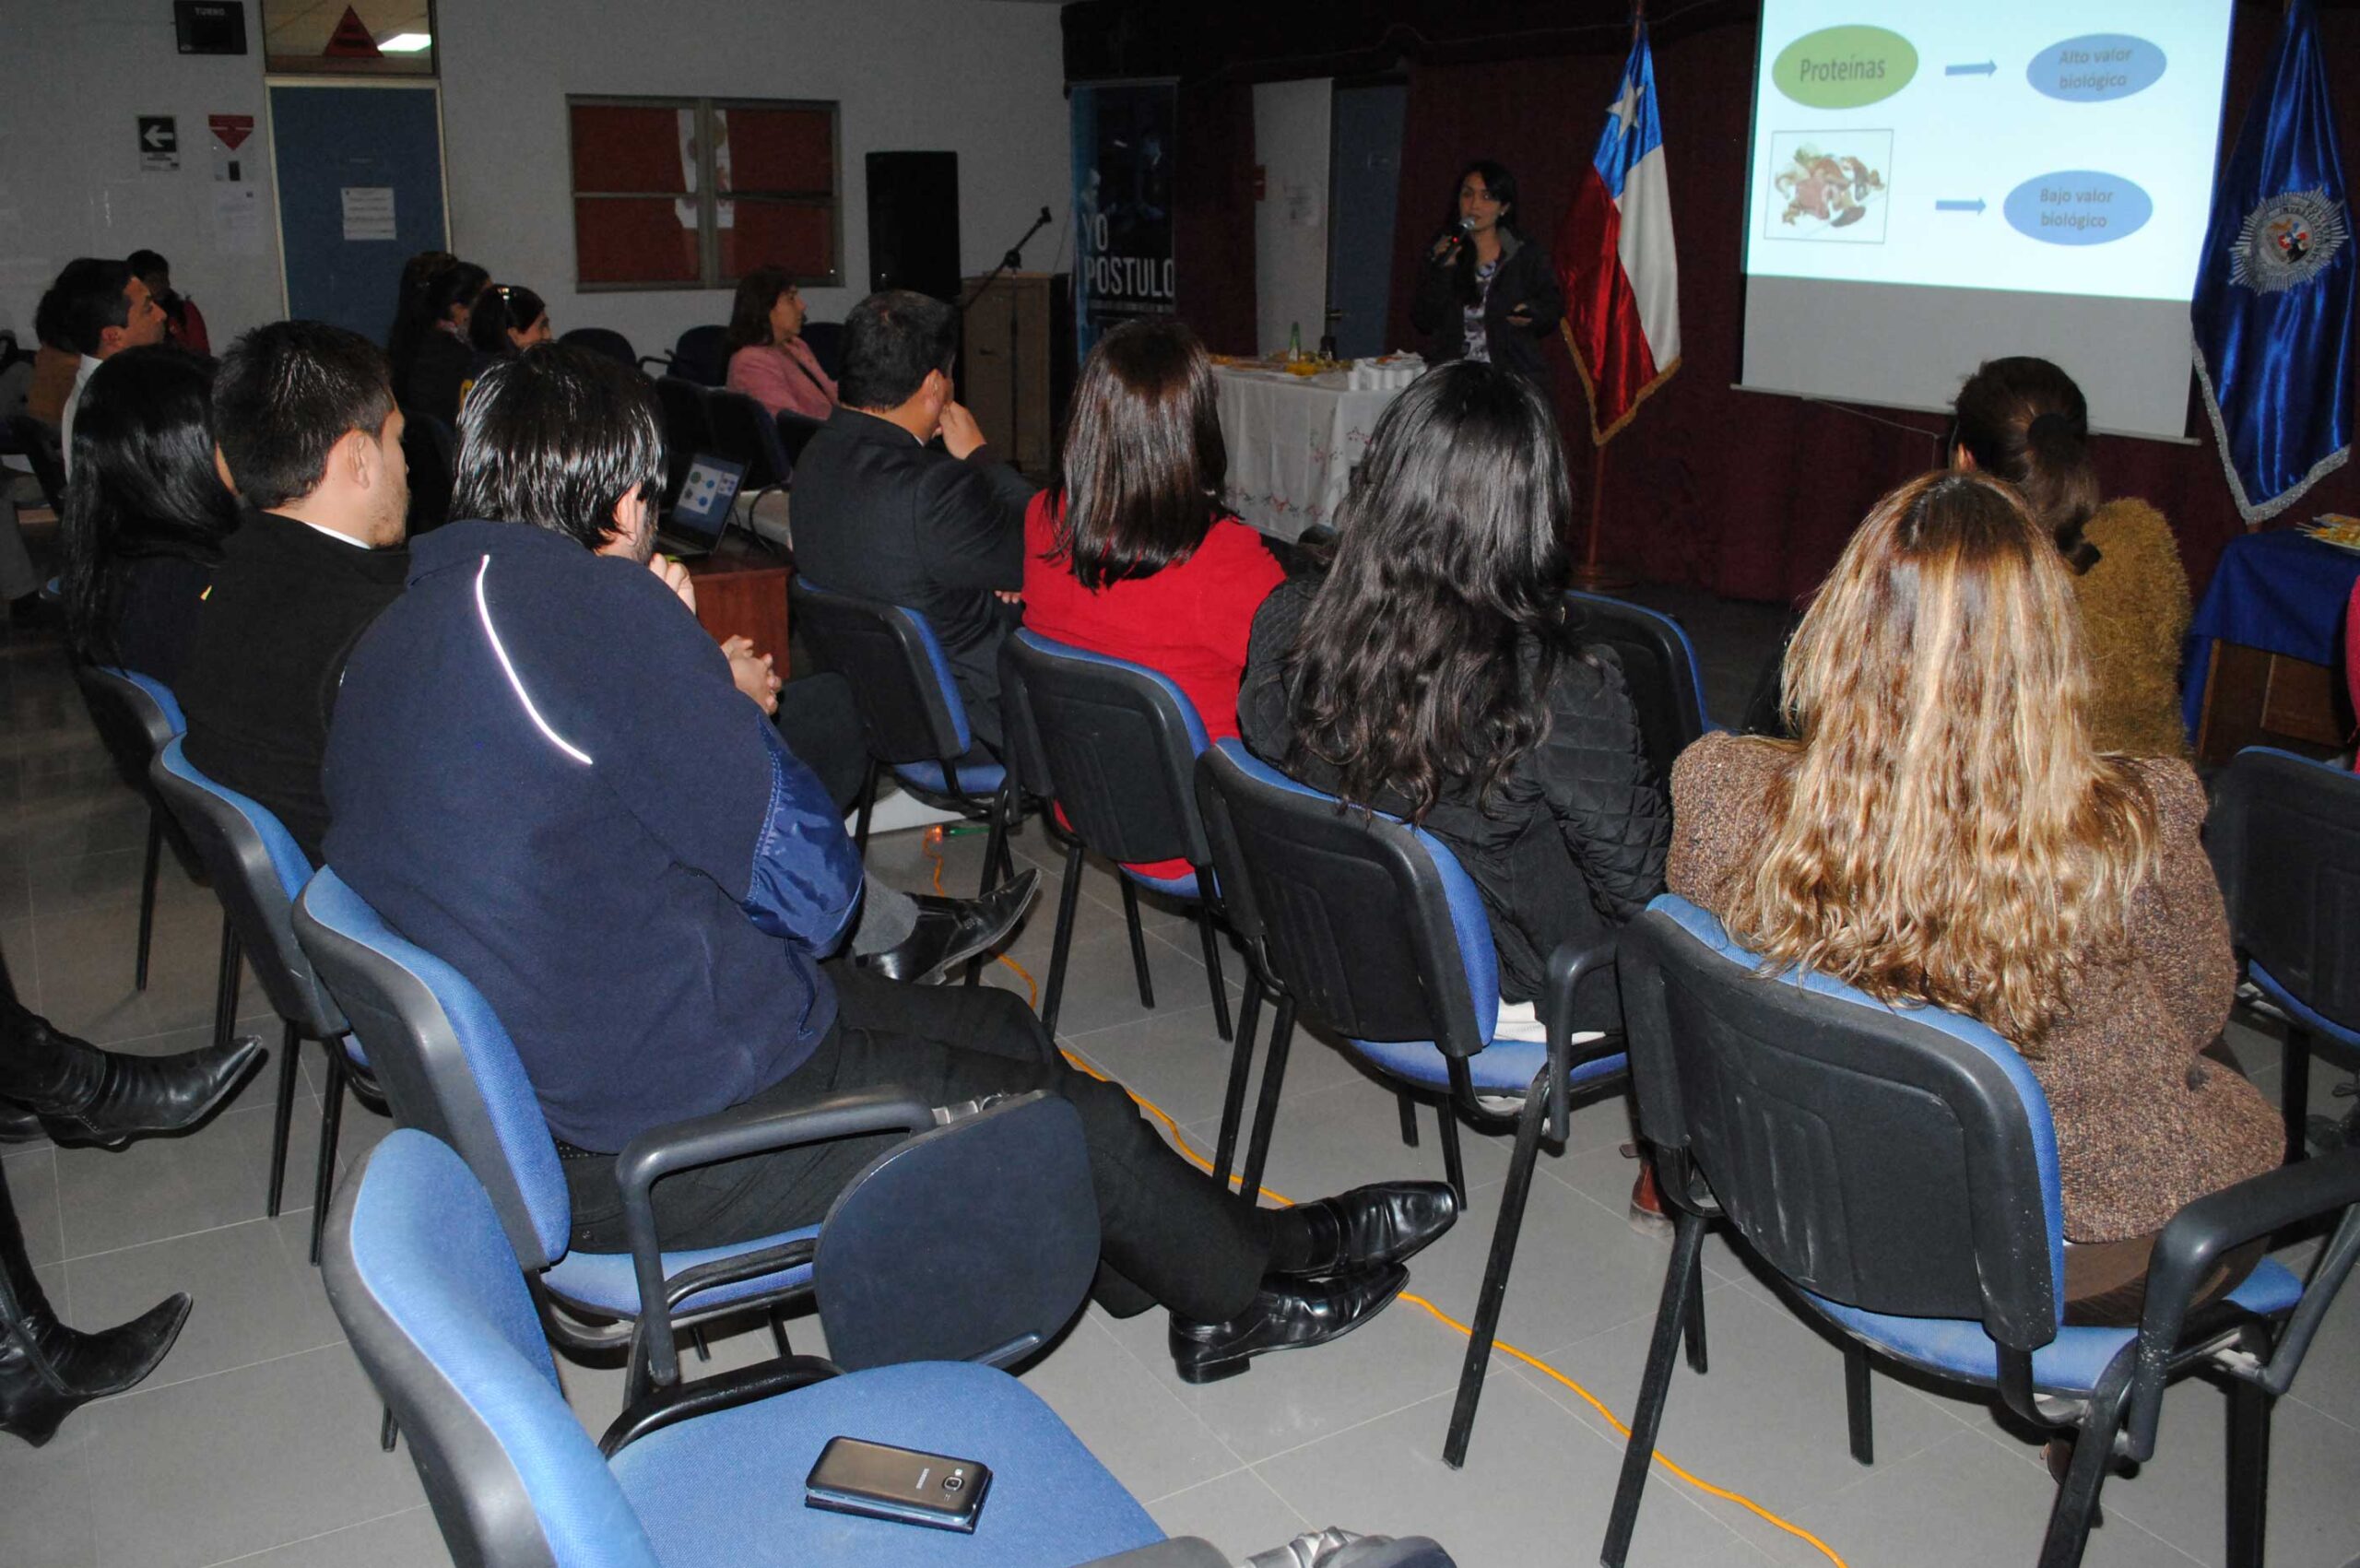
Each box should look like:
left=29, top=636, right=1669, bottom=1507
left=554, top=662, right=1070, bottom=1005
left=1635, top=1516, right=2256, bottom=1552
left=1668, top=468, right=2280, bottom=1326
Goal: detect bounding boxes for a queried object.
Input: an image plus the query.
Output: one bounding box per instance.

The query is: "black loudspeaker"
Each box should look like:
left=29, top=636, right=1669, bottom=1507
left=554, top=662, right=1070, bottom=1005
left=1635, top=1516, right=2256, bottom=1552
left=867, top=152, right=962, bottom=303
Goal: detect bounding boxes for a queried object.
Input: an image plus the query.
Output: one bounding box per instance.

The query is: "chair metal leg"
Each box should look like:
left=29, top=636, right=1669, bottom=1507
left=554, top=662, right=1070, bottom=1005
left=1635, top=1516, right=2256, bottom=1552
left=1683, top=1259, right=1709, bottom=1375
left=2283, top=1027, right=2312, bottom=1163
left=1212, top=979, right=1263, bottom=1186
left=135, top=811, right=162, bottom=991
left=1040, top=843, right=1087, bottom=1036
left=1601, top=1208, right=1710, bottom=1568
left=1119, top=878, right=1154, bottom=1008
left=1194, top=905, right=1233, bottom=1042
left=690, top=1325, right=712, bottom=1362
left=2225, top=1371, right=2272, bottom=1568
left=1843, top=1339, right=1873, bottom=1464
left=1396, top=1089, right=1421, bottom=1148
left=1434, top=1099, right=1469, bottom=1208
left=1238, top=994, right=1296, bottom=1198
left=310, top=1045, right=346, bottom=1266
left=1442, top=1083, right=1549, bottom=1466
left=212, top=917, right=244, bottom=1055
left=379, top=1404, right=399, bottom=1452
left=266, top=1019, right=301, bottom=1218
left=770, top=1312, right=794, bottom=1358
left=2035, top=1412, right=2118, bottom=1568
left=853, top=759, right=879, bottom=858
left=965, top=802, right=1014, bottom=987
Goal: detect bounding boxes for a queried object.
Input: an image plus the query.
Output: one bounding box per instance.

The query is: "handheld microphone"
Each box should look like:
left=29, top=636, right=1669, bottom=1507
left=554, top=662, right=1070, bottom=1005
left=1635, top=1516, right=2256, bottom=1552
left=1457, top=216, right=1476, bottom=232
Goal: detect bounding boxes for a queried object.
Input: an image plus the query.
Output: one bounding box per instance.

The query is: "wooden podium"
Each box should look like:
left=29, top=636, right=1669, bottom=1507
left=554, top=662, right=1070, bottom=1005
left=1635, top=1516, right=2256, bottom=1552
left=958, top=271, right=1072, bottom=479
left=686, top=534, right=791, bottom=659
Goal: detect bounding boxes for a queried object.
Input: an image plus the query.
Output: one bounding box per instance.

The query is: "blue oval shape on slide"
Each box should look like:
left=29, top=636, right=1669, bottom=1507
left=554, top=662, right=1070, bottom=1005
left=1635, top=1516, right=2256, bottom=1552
left=2004, top=172, right=2153, bottom=245
left=2029, top=34, right=2166, bottom=101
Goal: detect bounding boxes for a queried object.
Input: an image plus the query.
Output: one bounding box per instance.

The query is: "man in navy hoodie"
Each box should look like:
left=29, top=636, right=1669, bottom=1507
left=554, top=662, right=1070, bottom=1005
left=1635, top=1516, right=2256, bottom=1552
left=321, top=346, right=1456, bottom=1382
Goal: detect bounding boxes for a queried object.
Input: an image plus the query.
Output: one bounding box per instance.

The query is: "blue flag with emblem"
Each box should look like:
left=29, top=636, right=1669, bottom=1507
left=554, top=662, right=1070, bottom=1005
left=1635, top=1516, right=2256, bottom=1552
left=2191, top=0, right=2352, bottom=524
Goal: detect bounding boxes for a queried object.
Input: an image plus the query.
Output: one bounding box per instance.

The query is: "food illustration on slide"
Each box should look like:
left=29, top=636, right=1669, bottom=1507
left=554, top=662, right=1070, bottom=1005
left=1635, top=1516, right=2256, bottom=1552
left=1767, top=132, right=1892, bottom=243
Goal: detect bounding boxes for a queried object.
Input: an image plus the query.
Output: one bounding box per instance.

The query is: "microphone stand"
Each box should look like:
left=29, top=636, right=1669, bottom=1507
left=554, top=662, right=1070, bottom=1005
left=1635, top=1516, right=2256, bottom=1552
left=959, top=205, right=1056, bottom=477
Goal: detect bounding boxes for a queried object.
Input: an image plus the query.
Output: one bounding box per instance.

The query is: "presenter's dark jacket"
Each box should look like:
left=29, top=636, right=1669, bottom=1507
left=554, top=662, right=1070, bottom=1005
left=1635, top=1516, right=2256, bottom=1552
left=1410, top=228, right=1566, bottom=389
left=787, top=406, right=1040, bottom=752
left=322, top=521, right=861, bottom=1153
left=177, top=508, right=409, bottom=865
left=1239, top=577, right=1668, bottom=1012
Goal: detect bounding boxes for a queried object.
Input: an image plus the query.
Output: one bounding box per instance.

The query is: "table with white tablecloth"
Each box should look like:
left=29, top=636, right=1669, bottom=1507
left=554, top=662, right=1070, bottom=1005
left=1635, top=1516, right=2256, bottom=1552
left=1211, top=365, right=1409, bottom=540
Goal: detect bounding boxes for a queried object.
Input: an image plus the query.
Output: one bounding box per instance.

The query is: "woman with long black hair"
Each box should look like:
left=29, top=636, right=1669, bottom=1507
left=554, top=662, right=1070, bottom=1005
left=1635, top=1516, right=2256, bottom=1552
left=58, top=346, right=241, bottom=682
left=1239, top=360, right=1665, bottom=1042
left=1410, top=159, right=1564, bottom=389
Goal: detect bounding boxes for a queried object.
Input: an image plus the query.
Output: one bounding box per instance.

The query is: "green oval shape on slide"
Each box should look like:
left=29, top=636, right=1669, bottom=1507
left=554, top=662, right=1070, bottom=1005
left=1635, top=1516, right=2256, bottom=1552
left=1773, top=26, right=1918, bottom=108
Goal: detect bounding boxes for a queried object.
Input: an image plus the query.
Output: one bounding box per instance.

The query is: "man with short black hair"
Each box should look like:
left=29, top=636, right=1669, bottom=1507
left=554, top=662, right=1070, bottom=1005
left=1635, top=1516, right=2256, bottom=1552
left=177, top=322, right=412, bottom=862
left=41, top=258, right=166, bottom=475
left=325, top=345, right=1452, bottom=1383
left=789, top=289, right=1037, bottom=752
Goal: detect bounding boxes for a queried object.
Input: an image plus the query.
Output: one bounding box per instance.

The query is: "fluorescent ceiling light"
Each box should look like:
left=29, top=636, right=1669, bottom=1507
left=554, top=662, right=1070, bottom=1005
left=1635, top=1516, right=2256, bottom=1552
left=377, top=31, right=432, bottom=53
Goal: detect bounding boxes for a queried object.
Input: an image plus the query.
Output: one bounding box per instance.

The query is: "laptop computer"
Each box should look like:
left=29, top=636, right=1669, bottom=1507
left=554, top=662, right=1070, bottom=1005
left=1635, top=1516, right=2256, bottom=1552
left=655, top=454, right=747, bottom=560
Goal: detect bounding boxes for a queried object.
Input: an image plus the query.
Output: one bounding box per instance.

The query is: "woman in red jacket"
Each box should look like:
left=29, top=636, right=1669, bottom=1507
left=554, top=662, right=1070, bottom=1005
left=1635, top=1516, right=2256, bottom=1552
left=1021, top=320, right=1283, bottom=879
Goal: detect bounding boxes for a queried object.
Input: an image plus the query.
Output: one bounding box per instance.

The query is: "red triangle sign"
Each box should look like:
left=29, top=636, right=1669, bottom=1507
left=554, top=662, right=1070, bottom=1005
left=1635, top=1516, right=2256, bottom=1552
left=323, top=6, right=382, bottom=58
left=208, top=114, right=254, bottom=152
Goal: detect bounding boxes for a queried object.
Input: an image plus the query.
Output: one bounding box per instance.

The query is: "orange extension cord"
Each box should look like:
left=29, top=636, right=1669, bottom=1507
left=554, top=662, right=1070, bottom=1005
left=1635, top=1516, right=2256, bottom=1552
left=922, top=828, right=1851, bottom=1568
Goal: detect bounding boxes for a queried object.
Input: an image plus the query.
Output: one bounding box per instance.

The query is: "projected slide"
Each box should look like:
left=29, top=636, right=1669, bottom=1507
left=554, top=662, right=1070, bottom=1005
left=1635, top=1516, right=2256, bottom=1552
left=1740, top=2, right=2236, bottom=437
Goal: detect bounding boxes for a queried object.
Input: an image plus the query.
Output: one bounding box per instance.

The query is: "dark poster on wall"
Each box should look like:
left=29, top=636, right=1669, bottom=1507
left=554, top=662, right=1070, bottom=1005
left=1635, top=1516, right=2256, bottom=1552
left=1070, top=80, right=1176, bottom=359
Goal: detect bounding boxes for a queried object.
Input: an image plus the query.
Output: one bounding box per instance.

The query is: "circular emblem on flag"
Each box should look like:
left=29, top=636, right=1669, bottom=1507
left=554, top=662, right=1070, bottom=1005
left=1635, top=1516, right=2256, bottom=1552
left=2228, top=187, right=2348, bottom=292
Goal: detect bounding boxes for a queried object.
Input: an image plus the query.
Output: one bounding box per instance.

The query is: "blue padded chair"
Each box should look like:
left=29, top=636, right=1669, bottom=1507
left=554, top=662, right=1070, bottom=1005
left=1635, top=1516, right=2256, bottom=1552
left=149, top=738, right=372, bottom=1266
left=558, top=325, right=638, bottom=370
left=704, top=386, right=794, bottom=500
left=324, top=1129, right=1227, bottom=1568
left=652, top=376, right=716, bottom=512
left=2209, top=747, right=2360, bottom=1162
left=776, top=407, right=827, bottom=468
left=1563, top=591, right=1715, bottom=788
left=70, top=666, right=195, bottom=993
left=1194, top=739, right=1641, bottom=1466
left=668, top=323, right=732, bottom=386
left=1607, top=897, right=2360, bottom=1568
left=999, top=631, right=1242, bottom=1040
left=292, top=869, right=1096, bottom=1417
left=789, top=579, right=1020, bottom=898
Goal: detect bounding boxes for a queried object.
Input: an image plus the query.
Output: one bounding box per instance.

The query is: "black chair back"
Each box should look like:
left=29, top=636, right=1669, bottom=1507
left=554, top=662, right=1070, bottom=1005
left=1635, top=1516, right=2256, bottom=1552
left=801, top=320, right=844, bottom=380
left=1002, top=634, right=1211, bottom=868
left=1563, top=592, right=1707, bottom=786
left=400, top=411, right=456, bottom=536
left=704, top=387, right=790, bottom=490
left=652, top=377, right=714, bottom=507
left=73, top=665, right=199, bottom=875
left=775, top=409, right=826, bottom=467
left=788, top=581, right=970, bottom=766
left=559, top=326, right=637, bottom=369
left=150, top=741, right=344, bottom=1041
left=668, top=324, right=731, bottom=386
left=1620, top=904, right=2059, bottom=1351
left=6, top=414, right=65, bottom=513
left=2210, top=747, right=2360, bottom=1034
left=1195, top=743, right=1486, bottom=1057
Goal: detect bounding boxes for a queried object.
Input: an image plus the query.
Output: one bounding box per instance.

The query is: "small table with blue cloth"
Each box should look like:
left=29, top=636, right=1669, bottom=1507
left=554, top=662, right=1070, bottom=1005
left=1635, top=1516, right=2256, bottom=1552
left=2182, top=529, right=2357, bottom=764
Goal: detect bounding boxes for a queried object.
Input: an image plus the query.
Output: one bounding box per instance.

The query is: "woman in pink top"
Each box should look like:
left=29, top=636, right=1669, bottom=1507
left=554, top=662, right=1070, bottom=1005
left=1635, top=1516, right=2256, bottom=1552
left=1022, top=320, right=1285, bottom=880
left=723, top=265, right=837, bottom=421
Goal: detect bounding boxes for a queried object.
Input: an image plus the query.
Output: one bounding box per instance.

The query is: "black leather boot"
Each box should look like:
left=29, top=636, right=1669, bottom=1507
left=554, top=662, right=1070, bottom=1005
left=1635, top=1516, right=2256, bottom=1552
left=0, top=1162, right=191, bottom=1446
left=0, top=997, right=264, bottom=1149
left=1169, top=1264, right=1409, bottom=1384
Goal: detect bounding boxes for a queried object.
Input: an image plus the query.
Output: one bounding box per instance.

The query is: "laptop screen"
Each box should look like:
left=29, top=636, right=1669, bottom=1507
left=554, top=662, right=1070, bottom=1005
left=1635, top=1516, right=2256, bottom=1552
left=669, top=455, right=746, bottom=543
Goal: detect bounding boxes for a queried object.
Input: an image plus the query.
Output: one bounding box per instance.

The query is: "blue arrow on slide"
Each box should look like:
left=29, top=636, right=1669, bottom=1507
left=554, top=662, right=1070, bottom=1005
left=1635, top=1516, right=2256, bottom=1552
left=1935, top=198, right=1988, bottom=214
left=1944, top=61, right=1998, bottom=77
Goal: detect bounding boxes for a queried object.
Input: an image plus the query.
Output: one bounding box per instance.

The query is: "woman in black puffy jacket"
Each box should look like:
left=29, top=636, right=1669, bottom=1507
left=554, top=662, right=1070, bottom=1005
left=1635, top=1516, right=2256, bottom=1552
left=1238, top=360, right=1667, bottom=1037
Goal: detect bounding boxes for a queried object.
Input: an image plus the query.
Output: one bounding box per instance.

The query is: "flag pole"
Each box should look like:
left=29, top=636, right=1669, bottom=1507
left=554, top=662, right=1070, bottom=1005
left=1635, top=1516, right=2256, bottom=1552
left=1568, top=0, right=1644, bottom=595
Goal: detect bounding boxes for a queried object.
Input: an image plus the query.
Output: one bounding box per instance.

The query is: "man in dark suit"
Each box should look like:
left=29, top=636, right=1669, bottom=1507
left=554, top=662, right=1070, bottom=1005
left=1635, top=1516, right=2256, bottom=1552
left=788, top=290, right=1037, bottom=753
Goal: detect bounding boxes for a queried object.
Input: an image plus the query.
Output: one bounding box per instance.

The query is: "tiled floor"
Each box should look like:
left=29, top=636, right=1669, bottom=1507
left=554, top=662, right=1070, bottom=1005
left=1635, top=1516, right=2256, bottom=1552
left=3, top=590, right=2357, bottom=1568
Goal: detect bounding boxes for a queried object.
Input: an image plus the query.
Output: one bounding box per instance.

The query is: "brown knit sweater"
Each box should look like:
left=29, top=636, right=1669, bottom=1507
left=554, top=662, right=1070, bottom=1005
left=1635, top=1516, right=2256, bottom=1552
left=1668, top=734, right=2282, bottom=1243
left=2072, top=498, right=2191, bottom=759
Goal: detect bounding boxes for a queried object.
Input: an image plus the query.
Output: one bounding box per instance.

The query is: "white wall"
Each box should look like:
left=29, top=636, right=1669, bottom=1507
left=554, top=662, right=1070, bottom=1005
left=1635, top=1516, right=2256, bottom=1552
left=0, top=0, right=1070, bottom=360
left=0, top=0, right=284, bottom=347
left=438, top=0, right=1073, bottom=357
left=1251, top=78, right=1332, bottom=358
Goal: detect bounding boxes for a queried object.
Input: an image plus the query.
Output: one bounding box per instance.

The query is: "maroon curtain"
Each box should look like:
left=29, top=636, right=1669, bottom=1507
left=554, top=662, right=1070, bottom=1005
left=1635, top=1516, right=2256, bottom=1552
left=1385, top=7, right=2360, bottom=605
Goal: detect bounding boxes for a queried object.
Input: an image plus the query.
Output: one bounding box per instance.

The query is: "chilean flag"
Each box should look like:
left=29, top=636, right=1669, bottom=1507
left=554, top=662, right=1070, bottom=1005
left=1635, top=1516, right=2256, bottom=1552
left=1558, top=21, right=1681, bottom=444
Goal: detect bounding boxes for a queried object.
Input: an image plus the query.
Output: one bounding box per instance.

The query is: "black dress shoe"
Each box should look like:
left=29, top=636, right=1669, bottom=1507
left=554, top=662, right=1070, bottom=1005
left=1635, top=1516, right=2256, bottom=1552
left=859, top=868, right=1041, bottom=984
left=0, top=1103, right=41, bottom=1145
left=1274, top=1181, right=1459, bottom=1279
left=1169, top=1263, right=1409, bottom=1384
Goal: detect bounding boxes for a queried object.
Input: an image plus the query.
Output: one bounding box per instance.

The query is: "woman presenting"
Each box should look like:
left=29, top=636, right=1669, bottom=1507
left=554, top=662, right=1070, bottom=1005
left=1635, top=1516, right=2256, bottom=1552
left=1410, top=159, right=1564, bottom=388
